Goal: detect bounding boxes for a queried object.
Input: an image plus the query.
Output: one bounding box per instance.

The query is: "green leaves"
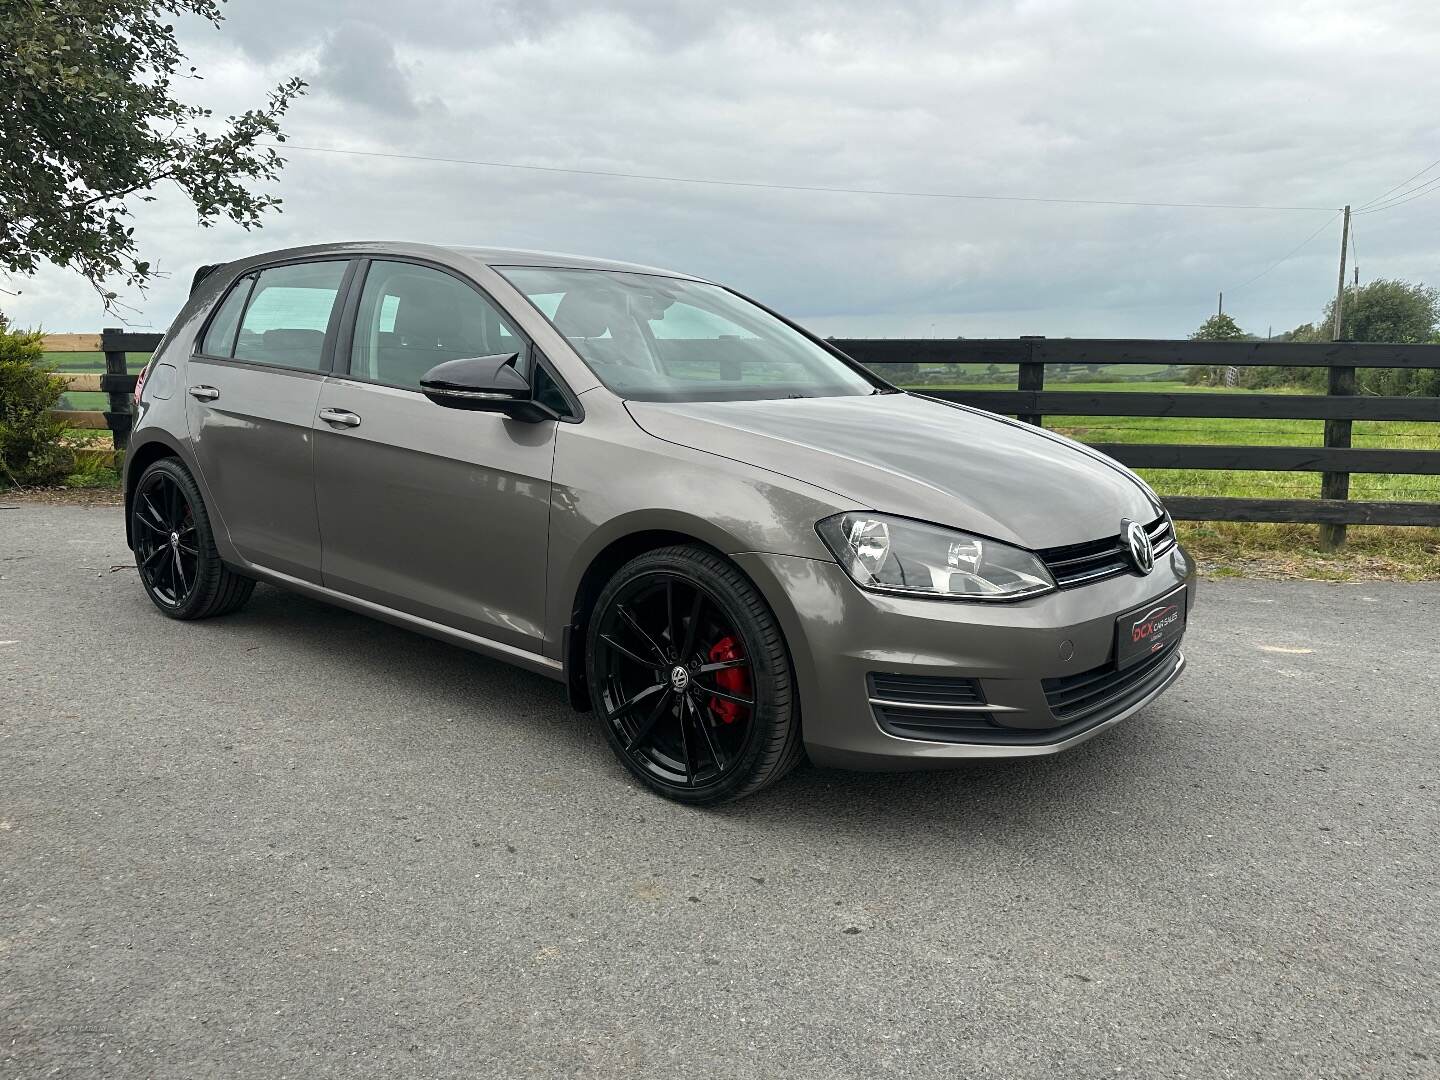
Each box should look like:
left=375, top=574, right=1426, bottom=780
left=1190, top=313, right=1248, bottom=341
left=0, top=0, right=306, bottom=310
left=0, top=316, right=75, bottom=487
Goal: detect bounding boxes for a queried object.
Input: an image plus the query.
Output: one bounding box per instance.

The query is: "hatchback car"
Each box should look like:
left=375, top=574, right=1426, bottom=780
left=125, top=242, right=1194, bottom=803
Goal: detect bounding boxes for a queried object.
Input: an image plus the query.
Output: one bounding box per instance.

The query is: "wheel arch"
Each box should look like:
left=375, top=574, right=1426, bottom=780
left=122, top=432, right=232, bottom=560
left=560, top=516, right=802, bottom=715
left=123, top=435, right=186, bottom=549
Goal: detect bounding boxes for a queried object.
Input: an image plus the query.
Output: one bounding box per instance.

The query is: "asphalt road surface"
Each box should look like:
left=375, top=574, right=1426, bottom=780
left=3, top=502, right=1437, bottom=1079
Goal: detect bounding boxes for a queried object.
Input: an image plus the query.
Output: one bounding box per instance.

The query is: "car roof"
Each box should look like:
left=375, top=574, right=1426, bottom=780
left=217, top=241, right=707, bottom=282
left=449, top=245, right=705, bottom=280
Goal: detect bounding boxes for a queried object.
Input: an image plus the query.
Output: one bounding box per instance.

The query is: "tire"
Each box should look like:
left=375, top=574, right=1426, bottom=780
left=585, top=544, right=804, bottom=804
left=131, top=457, right=255, bottom=620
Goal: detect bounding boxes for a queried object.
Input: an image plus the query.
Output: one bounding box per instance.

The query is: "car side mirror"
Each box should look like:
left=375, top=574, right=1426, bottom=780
left=419, top=353, right=552, bottom=421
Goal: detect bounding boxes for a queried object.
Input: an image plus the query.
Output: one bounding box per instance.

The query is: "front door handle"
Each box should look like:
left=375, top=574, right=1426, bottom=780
left=319, top=408, right=362, bottom=428
left=187, top=385, right=220, bottom=402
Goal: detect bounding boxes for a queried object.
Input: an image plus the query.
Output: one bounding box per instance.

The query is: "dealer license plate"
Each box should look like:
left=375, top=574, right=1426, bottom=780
left=1116, top=586, right=1187, bottom=670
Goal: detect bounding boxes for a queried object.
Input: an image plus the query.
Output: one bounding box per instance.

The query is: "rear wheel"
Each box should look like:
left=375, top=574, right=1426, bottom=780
left=586, top=545, right=803, bottom=804
left=132, top=457, right=255, bottom=620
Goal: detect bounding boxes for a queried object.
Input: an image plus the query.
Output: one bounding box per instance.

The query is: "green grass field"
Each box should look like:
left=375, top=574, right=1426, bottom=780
left=906, top=379, right=1440, bottom=503
left=45, top=351, right=150, bottom=411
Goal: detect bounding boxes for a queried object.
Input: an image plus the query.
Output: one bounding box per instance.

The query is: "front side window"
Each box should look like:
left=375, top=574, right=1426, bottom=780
left=349, top=261, right=522, bottom=389
left=496, top=266, right=880, bottom=403
left=232, top=261, right=347, bottom=371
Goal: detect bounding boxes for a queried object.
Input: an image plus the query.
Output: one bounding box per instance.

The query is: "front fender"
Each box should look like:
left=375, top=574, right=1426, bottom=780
left=544, top=392, right=860, bottom=659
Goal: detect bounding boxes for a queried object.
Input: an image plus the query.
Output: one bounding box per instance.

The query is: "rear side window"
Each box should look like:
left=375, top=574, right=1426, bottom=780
left=199, top=276, right=253, bottom=357
left=232, top=262, right=347, bottom=371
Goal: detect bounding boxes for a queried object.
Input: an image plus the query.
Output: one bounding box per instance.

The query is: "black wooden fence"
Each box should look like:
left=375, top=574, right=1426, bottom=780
left=836, top=338, right=1440, bottom=547
left=98, top=329, right=162, bottom=450
left=76, top=331, right=1440, bottom=547
left=45, top=328, right=165, bottom=451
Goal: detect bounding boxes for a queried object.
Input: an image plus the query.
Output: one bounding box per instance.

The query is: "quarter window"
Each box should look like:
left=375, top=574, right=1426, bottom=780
left=231, top=261, right=347, bottom=372
left=199, top=275, right=254, bottom=357
left=350, top=261, right=522, bottom=389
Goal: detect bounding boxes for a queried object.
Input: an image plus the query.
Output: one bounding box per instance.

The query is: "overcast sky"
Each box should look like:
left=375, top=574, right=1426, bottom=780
left=8, top=0, right=1439, bottom=338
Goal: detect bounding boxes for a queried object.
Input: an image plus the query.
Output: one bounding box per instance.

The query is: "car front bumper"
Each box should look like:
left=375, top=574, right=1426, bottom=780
left=735, top=545, right=1197, bottom=770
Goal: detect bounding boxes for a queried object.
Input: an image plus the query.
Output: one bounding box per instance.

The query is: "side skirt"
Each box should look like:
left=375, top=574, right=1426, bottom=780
left=243, top=563, right=565, bottom=682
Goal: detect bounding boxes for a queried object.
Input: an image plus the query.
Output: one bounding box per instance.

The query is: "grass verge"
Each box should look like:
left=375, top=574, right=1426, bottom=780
left=1177, top=521, right=1440, bottom=581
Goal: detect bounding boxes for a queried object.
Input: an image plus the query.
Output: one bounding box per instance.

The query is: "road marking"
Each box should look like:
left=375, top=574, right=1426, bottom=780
left=1259, top=645, right=1314, bottom=654
left=0, top=641, right=18, bottom=647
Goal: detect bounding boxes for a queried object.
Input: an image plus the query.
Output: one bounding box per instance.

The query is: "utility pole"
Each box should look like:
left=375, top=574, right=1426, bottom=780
left=1331, top=205, right=1351, bottom=340
left=1320, top=205, right=1353, bottom=553
left=1217, top=292, right=1223, bottom=316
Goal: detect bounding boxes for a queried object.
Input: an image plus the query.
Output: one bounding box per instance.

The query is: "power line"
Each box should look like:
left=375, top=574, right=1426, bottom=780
left=1356, top=173, right=1440, bottom=214
left=1227, top=210, right=1343, bottom=292
left=1356, top=156, right=1440, bottom=210
left=265, top=141, right=1342, bottom=213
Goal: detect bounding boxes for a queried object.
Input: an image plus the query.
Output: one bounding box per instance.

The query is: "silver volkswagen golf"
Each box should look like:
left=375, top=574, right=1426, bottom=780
left=125, top=242, right=1194, bottom=803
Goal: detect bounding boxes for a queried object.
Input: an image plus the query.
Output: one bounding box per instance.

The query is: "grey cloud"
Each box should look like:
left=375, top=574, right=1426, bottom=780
left=11, top=0, right=1440, bottom=340
left=313, top=20, right=424, bottom=117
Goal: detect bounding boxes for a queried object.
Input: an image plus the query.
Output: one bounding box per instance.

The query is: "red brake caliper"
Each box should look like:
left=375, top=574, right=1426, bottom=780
left=707, top=636, right=749, bottom=724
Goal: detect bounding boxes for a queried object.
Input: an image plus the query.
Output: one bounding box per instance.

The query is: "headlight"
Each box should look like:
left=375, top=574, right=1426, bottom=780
left=816, top=513, right=1056, bottom=601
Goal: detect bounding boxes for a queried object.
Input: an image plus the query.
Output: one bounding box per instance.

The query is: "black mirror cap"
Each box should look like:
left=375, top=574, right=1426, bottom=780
left=419, top=353, right=550, bottom=420
left=421, top=353, right=525, bottom=397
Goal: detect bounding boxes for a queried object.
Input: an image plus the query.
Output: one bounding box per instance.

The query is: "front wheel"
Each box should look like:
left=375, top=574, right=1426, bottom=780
left=586, top=545, right=803, bottom=804
left=131, top=457, right=255, bottom=620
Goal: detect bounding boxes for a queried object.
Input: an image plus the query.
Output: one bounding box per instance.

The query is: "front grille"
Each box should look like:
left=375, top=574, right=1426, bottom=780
left=867, top=672, right=1000, bottom=742
left=1042, top=640, right=1182, bottom=724
left=1040, top=514, right=1176, bottom=589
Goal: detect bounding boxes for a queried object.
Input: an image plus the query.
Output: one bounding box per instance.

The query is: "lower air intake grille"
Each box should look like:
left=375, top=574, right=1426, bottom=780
left=872, top=704, right=1002, bottom=741
left=1042, top=640, right=1182, bottom=725
left=867, top=672, right=986, bottom=707
left=868, top=672, right=999, bottom=742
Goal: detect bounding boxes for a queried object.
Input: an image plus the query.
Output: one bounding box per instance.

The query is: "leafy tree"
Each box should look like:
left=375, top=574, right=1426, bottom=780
left=0, top=0, right=305, bottom=309
left=1326, top=279, right=1439, bottom=345
left=1276, top=321, right=1327, bottom=344
left=0, top=315, right=73, bottom=486
left=1323, top=280, right=1440, bottom=395
left=1184, top=312, right=1249, bottom=384
left=1189, top=312, right=1247, bottom=341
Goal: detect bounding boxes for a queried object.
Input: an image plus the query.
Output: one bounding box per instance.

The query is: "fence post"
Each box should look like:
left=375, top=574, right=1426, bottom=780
left=1318, top=351, right=1354, bottom=551
left=1017, top=336, right=1045, bottom=426
left=100, top=327, right=133, bottom=453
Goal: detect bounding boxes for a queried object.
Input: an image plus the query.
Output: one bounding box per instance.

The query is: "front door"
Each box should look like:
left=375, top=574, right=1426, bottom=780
left=184, top=259, right=353, bottom=582
left=312, top=259, right=557, bottom=654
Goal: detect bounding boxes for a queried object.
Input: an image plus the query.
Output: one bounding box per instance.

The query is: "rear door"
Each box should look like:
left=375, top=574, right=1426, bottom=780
left=185, top=259, right=354, bottom=582
left=312, top=258, right=564, bottom=654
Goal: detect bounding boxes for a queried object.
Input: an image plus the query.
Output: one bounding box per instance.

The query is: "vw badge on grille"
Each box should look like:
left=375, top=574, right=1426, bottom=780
left=1123, top=519, right=1154, bottom=574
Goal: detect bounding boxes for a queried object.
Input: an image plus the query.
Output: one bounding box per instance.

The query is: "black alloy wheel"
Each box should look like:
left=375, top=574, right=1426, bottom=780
left=133, top=467, right=200, bottom=608
left=587, top=545, right=803, bottom=804
left=131, top=457, right=255, bottom=620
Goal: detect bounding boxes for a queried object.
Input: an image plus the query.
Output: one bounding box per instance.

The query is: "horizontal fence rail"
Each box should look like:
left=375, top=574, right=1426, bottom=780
left=835, top=338, right=1440, bottom=545
left=837, top=337, right=1440, bottom=369
left=43, top=328, right=163, bottom=451
left=42, top=331, right=1440, bottom=543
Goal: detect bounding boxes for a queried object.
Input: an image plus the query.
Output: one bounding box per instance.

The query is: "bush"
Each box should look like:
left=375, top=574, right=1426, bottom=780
left=0, top=317, right=75, bottom=486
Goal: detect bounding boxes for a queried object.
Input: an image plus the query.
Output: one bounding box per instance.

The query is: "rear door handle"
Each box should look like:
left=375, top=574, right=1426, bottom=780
left=187, top=385, right=220, bottom=402
left=319, top=408, right=362, bottom=428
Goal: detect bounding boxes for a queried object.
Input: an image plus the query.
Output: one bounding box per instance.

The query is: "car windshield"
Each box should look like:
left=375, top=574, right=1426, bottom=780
left=497, top=266, right=881, bottom=402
